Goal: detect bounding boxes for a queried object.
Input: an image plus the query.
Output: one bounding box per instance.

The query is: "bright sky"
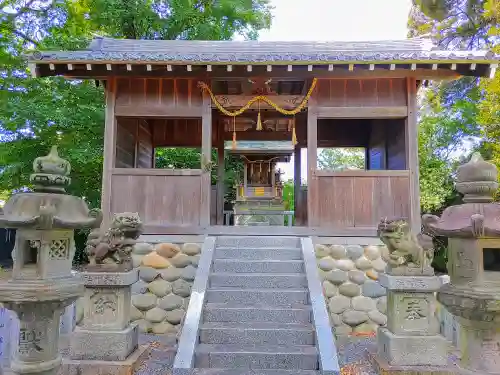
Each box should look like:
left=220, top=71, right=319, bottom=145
left=263, top=0, right=413, bottom=181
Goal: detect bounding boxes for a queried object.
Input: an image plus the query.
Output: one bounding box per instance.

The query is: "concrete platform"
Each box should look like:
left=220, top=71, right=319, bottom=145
left=60, top=345, right=150, bottom=375
left=367, top=350, right=457, bottom=375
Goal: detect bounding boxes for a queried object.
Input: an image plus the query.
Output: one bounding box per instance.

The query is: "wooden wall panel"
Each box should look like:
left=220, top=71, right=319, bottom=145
left=115, top=78, right=203, bottom=117
left=150, top=118, right=218, bottom=148
left=310, top=172, right=410, bottom=229
left=115, top=118, right=136, bottom=168
left=110, top=170, right=206, bottom=227
left=316, top=78, right=407, bottom=107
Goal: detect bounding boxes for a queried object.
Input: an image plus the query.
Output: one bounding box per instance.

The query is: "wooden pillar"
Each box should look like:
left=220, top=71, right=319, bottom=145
left=200, top=92, right=212, bottom=227
left=101, top=78, right=117, bottom=228
left=406, top=77, right=421, bottom=233
left=294, top=144, right=302, bottom=225
left=307, top=99, right=318, bottom=227
left=271, top=162, right=276, bottom=188
left=216, top=137, right=225, bottom=225
left=243, top=164, right=248, bottom=196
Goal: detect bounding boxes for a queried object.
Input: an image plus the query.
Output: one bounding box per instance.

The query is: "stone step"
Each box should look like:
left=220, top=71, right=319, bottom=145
left=188, top=368, right=319, bottom=375
left=216, top=236, right=301, bottom=249
left=210, top=273, right=308, bottom=289
left=195, top=343, right=318, bottom=370
left=206, top=288, right=309, bottom=305
left=214, top=247, right=302, bottom=261
left=199, top=322, right=315, bottom=345
left=203, top=303, right=311, bottom=324
left=213, top=259, right=304, bottom=274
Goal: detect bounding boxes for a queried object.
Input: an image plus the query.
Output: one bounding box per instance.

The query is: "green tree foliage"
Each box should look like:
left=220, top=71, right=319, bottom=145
left=0, top=0, right=272, bottom=210
left=155, top=147, right=244, bottom=202
left=317, top=148, right=365, bottom=171
left=417, top=84, right=481, bottom=212
left=409, top=0, right=497, bottom=48
left=409, top=0, right=499, bottom=272
left=408, top=0, right=499, bottom=212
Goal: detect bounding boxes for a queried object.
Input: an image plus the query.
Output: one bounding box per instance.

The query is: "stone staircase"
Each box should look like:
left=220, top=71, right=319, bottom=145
left=173, top=236, right=339, bottom=375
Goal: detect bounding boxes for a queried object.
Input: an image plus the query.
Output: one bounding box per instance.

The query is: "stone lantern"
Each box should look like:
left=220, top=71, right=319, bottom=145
left=423, top=152, right=500, bottom=375
left=0, top=146, right=102, bottom=375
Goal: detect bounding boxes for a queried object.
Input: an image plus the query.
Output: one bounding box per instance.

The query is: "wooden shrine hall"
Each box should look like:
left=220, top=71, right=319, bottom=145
left=27, top=37, right=500, bottom=236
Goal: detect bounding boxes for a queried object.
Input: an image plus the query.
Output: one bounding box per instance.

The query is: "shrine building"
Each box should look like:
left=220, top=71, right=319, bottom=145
left=27, top=37, right=500, bottom=237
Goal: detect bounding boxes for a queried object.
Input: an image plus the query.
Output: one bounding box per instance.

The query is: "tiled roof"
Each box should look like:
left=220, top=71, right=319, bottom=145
left=27, top=36, right=499, bottom=64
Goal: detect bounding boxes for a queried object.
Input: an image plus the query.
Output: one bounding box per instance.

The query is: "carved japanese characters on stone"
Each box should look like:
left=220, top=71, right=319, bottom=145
left=18, top=328, right=44, bottom=355
left=378, top=217, right=434, bottom=275
left=404, top=297, right=427, bottom=320
left=87, top=212, right=143, bottom=271
left=91, top=290, right=117, bottom=315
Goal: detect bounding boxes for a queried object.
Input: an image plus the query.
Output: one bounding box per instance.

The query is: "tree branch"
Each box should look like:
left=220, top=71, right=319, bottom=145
left=12, top=28, right=39, bottom=46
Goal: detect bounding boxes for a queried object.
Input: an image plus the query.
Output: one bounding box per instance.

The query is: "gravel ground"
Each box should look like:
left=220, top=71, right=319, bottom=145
left=58, top=333, right=460, bottom=375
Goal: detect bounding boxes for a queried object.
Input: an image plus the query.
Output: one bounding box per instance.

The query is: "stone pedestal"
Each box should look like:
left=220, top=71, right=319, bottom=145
left=458, top=319, right=500, bottom=374
left=0, top=147, right=102, bottom=375
left=423, top=154, right=500, bottom=375
left=374, top=274, right=449, bottom=373
left=437, top=284, right=500, bottom=375
left=65, top=270, right=149, bottom=374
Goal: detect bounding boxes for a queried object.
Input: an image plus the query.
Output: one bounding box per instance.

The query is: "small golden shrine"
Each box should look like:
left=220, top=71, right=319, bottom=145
left=227, top=141, right=293, bottom=226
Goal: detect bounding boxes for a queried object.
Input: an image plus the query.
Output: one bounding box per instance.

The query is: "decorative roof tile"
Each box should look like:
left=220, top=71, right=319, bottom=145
left=27, top=37, right=500, bottom=64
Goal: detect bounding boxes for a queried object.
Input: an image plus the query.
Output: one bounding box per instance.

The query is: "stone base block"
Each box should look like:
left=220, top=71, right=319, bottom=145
left=368, top=351, right=456, bottom=375
left=69, top=324, right=139, bottom=361
left=377, top=328, right=448, bottom=366
left=60, top=345, right=149, bottom=375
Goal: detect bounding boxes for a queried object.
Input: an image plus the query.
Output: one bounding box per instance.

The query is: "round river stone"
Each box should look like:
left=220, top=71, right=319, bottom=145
left=346, top=245, right=364, bottom=260
left=330, top=245, right=346, bottom=259
left=351, top=295, right=376, bottom=312
left=348, top=270, right=366, bottom=285
left=318, top=257, right=337, bottom=271
left=326, top=269, right=348, bottom=285
left=172, top=279, right=192, bottom=297
left=148, top=279, right=172, bottom=297
left=368, top=310, right=388, bottom=325
left=339, top=282, right=361, bottom=297
left=132, top=293, right=157, bottom=311
left=160, top=266, right=182, bottom=282
left=159, top=294, right=184, bottom=311
left=342, top=309, right=369, bottom=326
left=362, top=280, right=386, bottom=298
left=182, top=243, right=201, bottom=256
left=328, top=295, right=351, bottom=314
left=315, top=245, right=330, bottom=258
left=364, top=245, right=381, bottom=260
left=145, top=307, right=168, bottom=323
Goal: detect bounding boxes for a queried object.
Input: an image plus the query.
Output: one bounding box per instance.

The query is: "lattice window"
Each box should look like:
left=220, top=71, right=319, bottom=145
left=49, top=239, right=69, bottom=260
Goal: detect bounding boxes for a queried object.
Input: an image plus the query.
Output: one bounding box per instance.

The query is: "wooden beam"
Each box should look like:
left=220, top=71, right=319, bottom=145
left=213, top=95, right=307, bottom=110
left=38, top=63, right=468, bottom=80
left=406, top=77, right=421, bottom=233
left=115, top=105, right=203, bottom=117
left=101, top=78, right=117, bottom=228
left=317, top=106, right=408, bottom=119
left=307, top=98, right=318, bottom=227
left=314, top=170, right=409, bottom=177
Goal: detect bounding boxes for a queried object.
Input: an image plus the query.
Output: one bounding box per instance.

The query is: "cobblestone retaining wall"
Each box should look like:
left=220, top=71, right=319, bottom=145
left=75, top=241, right=201, bottom=337
left=315, top=244, right=388, bottom=335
